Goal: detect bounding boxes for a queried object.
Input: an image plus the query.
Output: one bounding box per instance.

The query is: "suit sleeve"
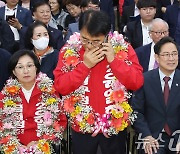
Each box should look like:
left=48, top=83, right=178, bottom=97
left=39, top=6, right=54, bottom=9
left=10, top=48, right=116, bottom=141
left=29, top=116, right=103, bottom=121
left=110, top=44, right=144, bottom=91
left=131, top=86, right=152, bottom=138
left=53, top=51, right=90, bottom=95
left=56, top=30, right=64, bottom=50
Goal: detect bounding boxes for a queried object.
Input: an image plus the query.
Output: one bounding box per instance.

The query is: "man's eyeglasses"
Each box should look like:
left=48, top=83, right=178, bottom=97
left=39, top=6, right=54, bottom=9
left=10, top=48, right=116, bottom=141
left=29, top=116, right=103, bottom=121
left=15, top=64, right=35, bottom=72
left=159, top=52, right=178, bottom=59
left=80, top=35, right=108, bottom=47
left=150, top=30, right=169, bottom=36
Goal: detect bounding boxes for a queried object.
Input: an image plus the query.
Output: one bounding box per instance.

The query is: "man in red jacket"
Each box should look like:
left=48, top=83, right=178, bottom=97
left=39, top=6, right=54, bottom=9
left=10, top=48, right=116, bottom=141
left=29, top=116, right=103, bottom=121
left=54, top=10, right=144, bottom=154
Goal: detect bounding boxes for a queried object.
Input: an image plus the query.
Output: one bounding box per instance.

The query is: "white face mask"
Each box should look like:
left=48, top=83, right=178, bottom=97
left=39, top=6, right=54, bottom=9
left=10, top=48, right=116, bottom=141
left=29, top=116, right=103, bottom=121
left=32, top=37, right=49, bottom=50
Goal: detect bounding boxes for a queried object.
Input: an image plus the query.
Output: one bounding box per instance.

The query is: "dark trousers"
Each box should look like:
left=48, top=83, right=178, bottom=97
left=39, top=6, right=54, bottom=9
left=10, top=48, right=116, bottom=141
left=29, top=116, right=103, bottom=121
left=72, top=129, right=127, bottom=154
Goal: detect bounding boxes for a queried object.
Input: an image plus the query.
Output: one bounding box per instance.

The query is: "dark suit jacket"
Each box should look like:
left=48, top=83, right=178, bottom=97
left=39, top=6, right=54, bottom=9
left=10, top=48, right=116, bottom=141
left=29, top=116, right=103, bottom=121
left=0, top=5, right=33, bottom=27
left=100, top=0, right=115, bottom=31
left=156, top=0, right=178, bottom=18
left=0, top=19, right=15, bottom=52
left=135, top=43, right=152, bottom=73
left=125, top=19, right=143, bottom=49
left=0, top=48, right=11, bottom=91
left=163, top=4, right=179, bottom=41
left=121, top=4, right=135, bottom=32
left=132, top=69, right=180, bottom=139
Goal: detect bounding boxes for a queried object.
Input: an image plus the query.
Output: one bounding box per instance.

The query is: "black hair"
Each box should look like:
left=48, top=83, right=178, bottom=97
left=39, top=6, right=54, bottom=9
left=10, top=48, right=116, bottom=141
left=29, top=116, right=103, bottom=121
left=8, top=50, right=40, bottom=78
left=154, top=36, right=178, bottom=55
left=79, top=10, right=111, bottom=36
left=137, top=0, right=156, bottom=9
left=64, top=0, right=81, bottom=6
left=32, top=0, right=50, bottom=13
left=24, top=20, right=53, bottom=50
left=80, top=0, right=100, bottom=8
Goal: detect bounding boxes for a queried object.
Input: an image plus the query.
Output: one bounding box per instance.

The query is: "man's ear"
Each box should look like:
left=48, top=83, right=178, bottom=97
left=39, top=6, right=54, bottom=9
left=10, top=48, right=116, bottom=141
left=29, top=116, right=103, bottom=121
left=154, top=54, right=159, bottom=63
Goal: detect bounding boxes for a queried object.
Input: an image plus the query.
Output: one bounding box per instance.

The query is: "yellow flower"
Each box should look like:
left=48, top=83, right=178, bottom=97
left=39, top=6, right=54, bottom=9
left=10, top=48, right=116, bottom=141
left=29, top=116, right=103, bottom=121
left=4, top=100, right=16, bottom=107
left=75, top=106, right=82, bottom=114
left=121, top=102, right=132, bottom=113
left=46, top=97, right=56, bottom=105
left=37, top=140, right=51, bottom=154
left=117, top=120, right=128, bottom=131
left=71, top=111, right=76, bottom=117
left=111, top=110, right=123, bottom=118
left=113, top=46, right=128, bottom=54
left=79, top=120, right=86, bottom=129
left=64, top=49, right=74, bottom=57
left=84, top=114, right=89, bottom=120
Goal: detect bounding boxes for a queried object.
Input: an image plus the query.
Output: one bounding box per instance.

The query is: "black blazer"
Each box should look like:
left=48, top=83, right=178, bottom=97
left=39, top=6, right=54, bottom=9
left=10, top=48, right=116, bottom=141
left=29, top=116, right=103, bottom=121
left=125, top=19, right=143, bottom=49
left=0, top=48, right=11, bottom=91
left=135, top=43, right=152, bottom=73
left=132, top=69, right=180, bottom=139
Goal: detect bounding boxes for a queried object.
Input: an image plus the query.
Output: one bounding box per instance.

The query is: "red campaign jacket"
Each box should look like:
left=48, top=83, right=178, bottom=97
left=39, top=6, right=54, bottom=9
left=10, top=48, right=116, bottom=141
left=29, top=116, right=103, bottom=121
left=0, top=83, right=67, bottom=146
left=54, top=44, right=144, bottom=132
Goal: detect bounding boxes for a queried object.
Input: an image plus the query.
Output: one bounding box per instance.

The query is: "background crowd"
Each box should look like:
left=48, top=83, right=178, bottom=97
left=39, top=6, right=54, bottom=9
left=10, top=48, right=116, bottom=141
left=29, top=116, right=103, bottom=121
left=0, top=0, right=180, bottom=154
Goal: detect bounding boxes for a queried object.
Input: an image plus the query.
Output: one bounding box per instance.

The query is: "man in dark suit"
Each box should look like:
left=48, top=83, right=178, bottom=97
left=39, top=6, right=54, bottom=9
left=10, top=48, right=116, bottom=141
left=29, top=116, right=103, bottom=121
left=125, top=0, right=156, bottom=49
left=100, top=0, right=115, bottom=31
left=0, top=19, right=16, bottom=52
left=132, top=36, right=180, bottom=154
left=163, top=1, right=180, bottom=46
left=0, top=0, right=33, bottom=52
left=135, top=18, right=169, bottom=72
left=121, top=0, right=139, bottom=33
left=0, top=48, right=11, bottom=91
left=156, top=0, right=178, bottom=18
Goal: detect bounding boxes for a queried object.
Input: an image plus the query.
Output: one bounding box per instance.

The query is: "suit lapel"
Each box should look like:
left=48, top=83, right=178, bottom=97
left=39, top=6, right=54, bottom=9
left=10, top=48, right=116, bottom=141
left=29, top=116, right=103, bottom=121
left=151, top=69, right=166, bottom=110
left=167, top=70, right=180, bottom=109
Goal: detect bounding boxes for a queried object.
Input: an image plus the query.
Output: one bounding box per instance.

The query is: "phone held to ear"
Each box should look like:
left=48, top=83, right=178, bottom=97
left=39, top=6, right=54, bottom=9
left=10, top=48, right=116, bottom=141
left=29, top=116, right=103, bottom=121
left=6, top=13, right=15, bottom=21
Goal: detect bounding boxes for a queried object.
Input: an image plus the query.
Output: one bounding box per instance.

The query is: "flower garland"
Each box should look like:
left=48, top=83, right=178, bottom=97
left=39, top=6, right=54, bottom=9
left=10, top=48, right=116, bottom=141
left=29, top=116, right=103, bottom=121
left=0, top=72, right=65, bottom=154
left=61, top=31, right=137, bottom=136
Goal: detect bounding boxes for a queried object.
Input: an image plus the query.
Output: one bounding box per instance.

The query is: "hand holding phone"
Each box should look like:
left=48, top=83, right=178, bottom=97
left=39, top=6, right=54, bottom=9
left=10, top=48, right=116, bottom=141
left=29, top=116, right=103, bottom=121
left=6, top=13, right=15, bottom=21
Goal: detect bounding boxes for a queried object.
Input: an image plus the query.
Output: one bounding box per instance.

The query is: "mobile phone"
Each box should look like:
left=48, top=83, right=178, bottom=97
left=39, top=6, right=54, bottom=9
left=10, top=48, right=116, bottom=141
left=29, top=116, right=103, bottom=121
left=103, top=35, right=108, bottom=43
left=6, top=13, right=15, bottom=21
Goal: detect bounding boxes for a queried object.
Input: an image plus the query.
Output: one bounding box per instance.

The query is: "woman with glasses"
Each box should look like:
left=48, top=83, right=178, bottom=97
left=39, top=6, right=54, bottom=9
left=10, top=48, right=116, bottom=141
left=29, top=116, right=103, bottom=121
left=24, top=20, right=59, bottom=80
left=0, top=49, right=67, bottom=153
left=54, top=10, right=144, bottom=154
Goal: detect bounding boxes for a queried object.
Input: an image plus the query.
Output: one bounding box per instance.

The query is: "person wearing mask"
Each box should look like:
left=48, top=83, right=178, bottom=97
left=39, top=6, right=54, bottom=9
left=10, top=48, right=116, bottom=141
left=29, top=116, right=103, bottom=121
left=0, top=49, right=67, bottom=153
left=20, top=1, right=64, bottom=50
left=54, top=10, right=143, bottom=154
left=24, top=21, right=59, bottom=80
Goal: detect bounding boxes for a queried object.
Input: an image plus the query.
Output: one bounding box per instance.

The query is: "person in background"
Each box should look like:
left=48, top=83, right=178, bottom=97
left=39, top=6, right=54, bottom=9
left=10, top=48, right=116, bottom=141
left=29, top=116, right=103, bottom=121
left=0, top=49, right=67, bottom=153
left=156, top=0, right=178, bottom=18
left=54, top=10, right=143, bottom=154
left=0, top=0, right=33, bottom=52
left=163, top=0, right=180, bottom=46
left=64, top=0, right=82, bottom=22
left=132, top=36, right=180, bottom=154
left=135, top=18, right=169, bottom=72
left=125, top=0, right=156, bottom=49
left=64, top=0, right=100, bottom=42
left=0, top=48, right=11, bottom=91
left=100, top=0, right=115, bottom=31
left=0, top=19, right=16, bottom=52
left=20, top=1, right=64, bottom=50
left=24, top=21, right=59, bottom=80
left=121, top=0, right=139, bottom=34
left=48, top=0, right=70, bottom=31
